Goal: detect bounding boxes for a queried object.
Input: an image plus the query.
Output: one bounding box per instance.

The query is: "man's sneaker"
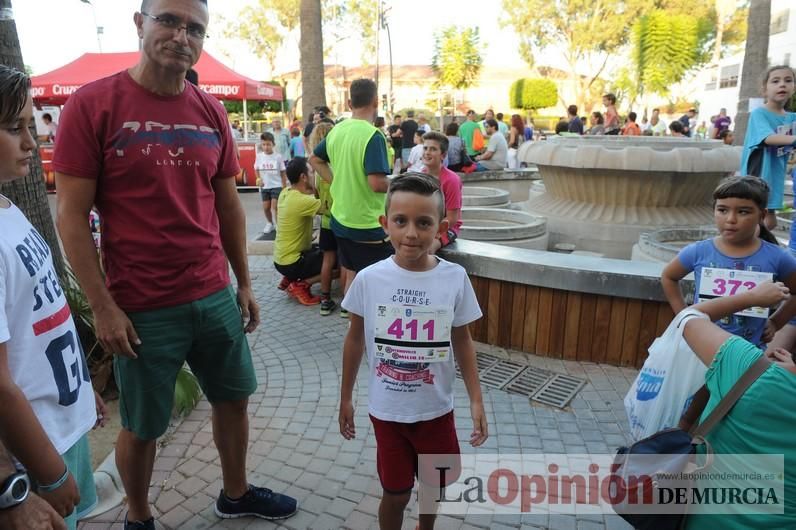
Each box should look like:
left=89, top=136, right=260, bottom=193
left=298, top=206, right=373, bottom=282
left=340, top=308, right=349, bottom=318
left=262, top=222, right=274, bottom=234
left=277, top=276, right=291, bottom=291
left=124, top=514, right=156, bottom=530
left=287, top=281, right=321, bottom=305
left=215, top=485, right=297, bottom=520
left=320, top=298, right=337, bottom=316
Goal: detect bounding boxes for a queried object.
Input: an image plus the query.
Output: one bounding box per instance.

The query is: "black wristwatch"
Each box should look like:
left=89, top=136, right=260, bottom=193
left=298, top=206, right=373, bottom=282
left=0, top=472, right=29, bottom=510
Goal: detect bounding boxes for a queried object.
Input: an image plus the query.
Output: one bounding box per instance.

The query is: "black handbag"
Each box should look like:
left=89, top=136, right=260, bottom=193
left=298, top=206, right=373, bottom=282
left=612, top=355, right=771, bottom=530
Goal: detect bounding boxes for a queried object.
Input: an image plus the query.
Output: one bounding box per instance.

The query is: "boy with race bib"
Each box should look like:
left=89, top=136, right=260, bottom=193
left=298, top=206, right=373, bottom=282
left=0, top=65, right=102, bottom=529
left=662, top=176, right=796, bottom=346
left=338, top=173, right=488, bottom=530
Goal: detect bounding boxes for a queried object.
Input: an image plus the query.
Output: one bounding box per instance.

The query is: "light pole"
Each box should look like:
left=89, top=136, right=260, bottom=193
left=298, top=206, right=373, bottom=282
left=381, top=3, right=394, bottom=116
left=79, top=0, right=103, bottom=52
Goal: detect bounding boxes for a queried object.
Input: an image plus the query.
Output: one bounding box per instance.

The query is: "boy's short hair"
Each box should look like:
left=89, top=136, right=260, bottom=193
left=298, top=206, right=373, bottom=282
left=567, top=105, right=578, bottom=116
left=603, top=93, right=616, bottom=104
left=350, top=79, right=377, bottom=109
left=407, top=110, right=415, bottom=118
left=0, top=65, right=30, bottom=126
left=386, top=172, right=445, bottom=221
left=260, top=131, right=275, bottom=143
left=285, top=157, right=308, bottom=185
left=423, top=131, right=448, bottom=154
left=628, top=111, right=637, bottom=122
left=485, top=118, right=498, bottom=130
left=719, top=129, right=733, bottom=140
left=496, top=112, right=504, bottom=120
left=445, top=122, right=459, bottom=135
left=290, top=127, right=300, bottom=137
left=669, top=120, right=684, bottom=134
left=414, top=129, right=424, bottom=137
left=394, top=114, right=401, bottom=119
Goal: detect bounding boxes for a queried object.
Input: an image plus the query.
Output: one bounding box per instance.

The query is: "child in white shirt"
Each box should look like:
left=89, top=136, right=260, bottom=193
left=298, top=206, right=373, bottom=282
left=339, top=172, right=488, bottom=530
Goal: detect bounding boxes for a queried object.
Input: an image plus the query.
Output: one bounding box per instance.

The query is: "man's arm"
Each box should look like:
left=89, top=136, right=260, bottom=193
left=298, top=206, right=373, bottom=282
left=55, top=174, right=140, bottom=358
left=0, top=440, right=65, bottom=530
left=339, top=313, right=366, bottom=440
left=213, top=176, right=260, bottom=333
left=309, top=155, right=334, bottom=184
left=683, top=282, right=789, bottom=365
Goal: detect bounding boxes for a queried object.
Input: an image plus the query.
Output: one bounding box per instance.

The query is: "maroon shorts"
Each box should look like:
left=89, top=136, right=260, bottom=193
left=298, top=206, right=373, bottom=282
left=369, top=411, right=461, bottom=494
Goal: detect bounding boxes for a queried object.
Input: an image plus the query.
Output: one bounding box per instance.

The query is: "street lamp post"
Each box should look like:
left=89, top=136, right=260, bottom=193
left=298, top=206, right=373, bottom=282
left=79, top=0, right=102, bottom=52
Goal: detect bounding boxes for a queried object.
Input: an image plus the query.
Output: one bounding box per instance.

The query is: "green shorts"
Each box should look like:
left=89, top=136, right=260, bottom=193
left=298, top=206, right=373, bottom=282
left=39, top=434, right=95, bottom=530
left=114, top=286, right=257, bottom=440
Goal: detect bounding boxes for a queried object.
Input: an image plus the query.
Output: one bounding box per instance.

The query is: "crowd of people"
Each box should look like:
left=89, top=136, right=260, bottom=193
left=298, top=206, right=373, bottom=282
left=1, top=0, right=795, bottom=529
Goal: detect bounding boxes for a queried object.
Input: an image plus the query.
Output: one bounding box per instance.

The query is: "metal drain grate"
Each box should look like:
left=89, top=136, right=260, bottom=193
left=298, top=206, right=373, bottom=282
left=531, top=374, right=587, bottom=409
left=504, top=366, right=555, bottom=397
left=456, top=352, right=500, bottom=378
left=479, top=359, right=527, bottom=389
left=457, top=352, right=587, bottom=409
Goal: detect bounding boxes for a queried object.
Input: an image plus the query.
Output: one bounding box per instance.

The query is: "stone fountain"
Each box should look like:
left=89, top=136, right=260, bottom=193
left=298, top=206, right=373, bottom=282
left=519, top=136, right=741, bottom=258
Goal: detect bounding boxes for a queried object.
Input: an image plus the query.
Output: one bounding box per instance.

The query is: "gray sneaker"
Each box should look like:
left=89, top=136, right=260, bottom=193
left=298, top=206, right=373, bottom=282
left=320, top=298, right=337, bottom=316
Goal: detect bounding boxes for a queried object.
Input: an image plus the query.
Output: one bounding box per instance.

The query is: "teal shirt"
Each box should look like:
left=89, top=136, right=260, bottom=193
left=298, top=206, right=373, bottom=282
left=686, top=336, right=796, bottom=529
left=739, top=107, right=796, bottom=209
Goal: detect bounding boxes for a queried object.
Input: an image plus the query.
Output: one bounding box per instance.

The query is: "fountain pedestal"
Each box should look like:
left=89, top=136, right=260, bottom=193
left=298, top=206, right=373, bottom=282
left=520, top=137, right=740, bottom=258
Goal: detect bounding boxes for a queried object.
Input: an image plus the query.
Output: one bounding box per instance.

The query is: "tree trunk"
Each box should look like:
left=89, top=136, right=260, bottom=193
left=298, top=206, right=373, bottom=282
left=0, top=0, right=65, bottom=278
left=734, top=0, right=771, bottom=144
left=299, top=0, right=326, bottom=121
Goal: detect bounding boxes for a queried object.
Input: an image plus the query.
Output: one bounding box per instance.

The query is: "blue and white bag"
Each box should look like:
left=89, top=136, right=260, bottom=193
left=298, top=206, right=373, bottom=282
left=624, top=309, right=708, bottom=441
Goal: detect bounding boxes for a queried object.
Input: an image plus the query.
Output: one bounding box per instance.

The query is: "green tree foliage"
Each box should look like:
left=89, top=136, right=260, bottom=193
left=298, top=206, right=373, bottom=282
left=431, top=27, right=483, bottom=91
left=501, top=0, right=647, bottom=107
left=509, top=79, right=558, bottom=112
left=228, top=0, right=377, bottom=73
left=631, top=11, right=712, bottom=96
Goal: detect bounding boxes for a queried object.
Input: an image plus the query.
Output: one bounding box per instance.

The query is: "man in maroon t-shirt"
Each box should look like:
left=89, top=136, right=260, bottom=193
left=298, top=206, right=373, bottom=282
left=53, top=1, right=296, bottom=528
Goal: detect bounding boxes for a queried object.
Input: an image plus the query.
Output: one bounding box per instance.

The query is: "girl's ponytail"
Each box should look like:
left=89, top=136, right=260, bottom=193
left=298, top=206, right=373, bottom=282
left=758, top=222, right=780, bottom=245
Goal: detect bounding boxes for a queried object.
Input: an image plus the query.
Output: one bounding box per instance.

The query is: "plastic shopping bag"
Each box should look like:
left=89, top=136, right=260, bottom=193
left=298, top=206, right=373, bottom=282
left=624, top=309, right=707, bottom=441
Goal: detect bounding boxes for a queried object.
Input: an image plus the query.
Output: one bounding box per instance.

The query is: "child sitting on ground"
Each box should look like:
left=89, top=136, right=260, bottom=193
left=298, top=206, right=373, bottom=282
left=255, top=132, right=287, bottom=234
left=273, top=157, right=323, bottom=305
left=339, top=173, right=488, bottom=530
left=421, top=132, right=463, bottom=254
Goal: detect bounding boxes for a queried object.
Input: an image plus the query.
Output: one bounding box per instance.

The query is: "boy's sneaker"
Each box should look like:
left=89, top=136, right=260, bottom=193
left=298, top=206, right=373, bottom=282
left=319, top=298, right=337, bottom=316
left=262, top=222, right=274, bottom=234
left=340, top=308, right=349, bottom=318
left=287, top=281, right=321, bottom=305
left=215, top=485, right=297, bottom=520
left=124, top=514, right=156, bottom=530
left=277, top=276, right=291, bottom=291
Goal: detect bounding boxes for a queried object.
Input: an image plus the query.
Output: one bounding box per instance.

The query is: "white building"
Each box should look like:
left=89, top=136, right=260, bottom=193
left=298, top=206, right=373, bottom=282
left=693, top=0, right=796, bottom=125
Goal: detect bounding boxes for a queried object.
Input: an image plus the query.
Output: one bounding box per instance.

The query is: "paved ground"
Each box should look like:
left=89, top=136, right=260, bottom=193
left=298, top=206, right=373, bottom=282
left=78, top=253, right=640, bottom=530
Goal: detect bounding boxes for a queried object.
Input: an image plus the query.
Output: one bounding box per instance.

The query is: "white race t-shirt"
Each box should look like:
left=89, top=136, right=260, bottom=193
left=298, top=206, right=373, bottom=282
left=342, top=257, right=482, bottom=423
left=0, top=200, right=95, bottom=454
left=407, top=144, right=425, bottom=172
left=254, top=151, right=285, bottom=189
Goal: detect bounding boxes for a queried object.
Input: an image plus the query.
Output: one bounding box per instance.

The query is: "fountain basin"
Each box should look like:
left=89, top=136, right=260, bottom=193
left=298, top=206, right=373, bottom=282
left=632, top=226, right=718, bottom=263
left=462, top=186, right=511, bottom=208
left=459, top=208, right=548, bottom=250
left=519, top=136, right=740, bottom=258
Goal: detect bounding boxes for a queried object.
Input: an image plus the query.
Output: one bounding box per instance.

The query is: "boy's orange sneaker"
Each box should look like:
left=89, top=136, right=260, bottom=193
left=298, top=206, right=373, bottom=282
left=287, top=281, right=321, bottom=305
left=277, top=276, right=291, bottom=291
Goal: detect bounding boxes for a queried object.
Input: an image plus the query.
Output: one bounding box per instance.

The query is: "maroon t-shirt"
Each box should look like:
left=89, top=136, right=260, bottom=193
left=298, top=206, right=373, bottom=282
left=53, top=71, right=240, bottom=311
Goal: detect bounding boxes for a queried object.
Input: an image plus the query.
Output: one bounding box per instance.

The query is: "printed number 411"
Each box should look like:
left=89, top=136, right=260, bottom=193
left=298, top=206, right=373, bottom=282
left=387, top=318, right=435, bottom=341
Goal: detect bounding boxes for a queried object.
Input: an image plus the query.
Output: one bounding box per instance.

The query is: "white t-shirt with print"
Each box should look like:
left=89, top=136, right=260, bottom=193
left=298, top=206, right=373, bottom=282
left=407, top=144, right=425, bottom=172
left=254, top=151, right=285, bottom=189
left=0, top=200, right=95, bottom=454
left=342, top=257, right=482, bottom=423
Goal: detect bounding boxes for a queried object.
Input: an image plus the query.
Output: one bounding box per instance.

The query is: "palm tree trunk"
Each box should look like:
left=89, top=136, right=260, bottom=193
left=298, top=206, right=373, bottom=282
left=299, top=0, right=326, bottom=121
left=734, top=0, right=771, bottom=144
left=0, top=0, right=65, bottom=278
